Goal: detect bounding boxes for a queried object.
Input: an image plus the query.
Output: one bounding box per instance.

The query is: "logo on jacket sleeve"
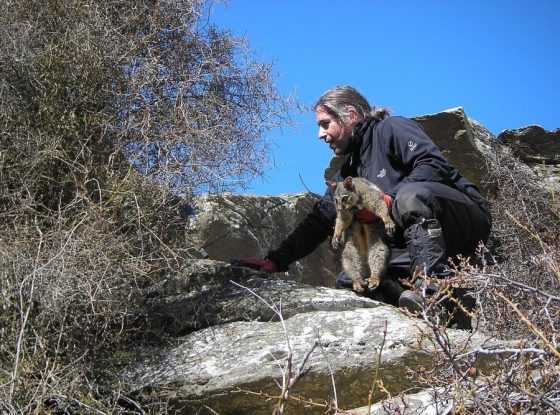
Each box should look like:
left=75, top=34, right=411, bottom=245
left=377, top=168, right=386, bottom=178
left=408, top=140, right=417, bottom=152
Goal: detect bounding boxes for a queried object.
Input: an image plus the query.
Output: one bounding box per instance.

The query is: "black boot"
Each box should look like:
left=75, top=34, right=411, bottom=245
left=399, top=218, right=474, bottom=329
left=399, top=218, right=446, bottom=315
left=404, top=218, right=450, bottom=277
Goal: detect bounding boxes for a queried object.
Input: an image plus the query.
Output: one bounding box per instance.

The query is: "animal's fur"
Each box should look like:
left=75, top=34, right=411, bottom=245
left=330, top=177, right=392, bottom=293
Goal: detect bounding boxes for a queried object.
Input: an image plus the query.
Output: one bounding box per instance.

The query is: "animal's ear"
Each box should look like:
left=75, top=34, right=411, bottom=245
left=343, top=176, right=354, bottom=190
left=326, top=180, right=338, bottom=191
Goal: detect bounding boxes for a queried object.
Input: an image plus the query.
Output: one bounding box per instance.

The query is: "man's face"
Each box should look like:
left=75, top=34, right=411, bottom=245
left=316, top=107, right=355, bottom=155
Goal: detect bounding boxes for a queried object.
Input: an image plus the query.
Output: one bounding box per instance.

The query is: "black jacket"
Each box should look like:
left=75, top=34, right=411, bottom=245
left=267, top=115, right=486, bottom=271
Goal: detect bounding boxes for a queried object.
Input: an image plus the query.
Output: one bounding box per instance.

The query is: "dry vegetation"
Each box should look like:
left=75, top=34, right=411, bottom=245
left=393, top=144, right=560, bottom=414
left=1, top=1, right=559, bottom=414
left=0, top=0, right=288, bottom=412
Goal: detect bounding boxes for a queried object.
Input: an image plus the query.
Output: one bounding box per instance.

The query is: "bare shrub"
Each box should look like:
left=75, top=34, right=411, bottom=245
left=0, top=0, right=289, bottom=412
left=401, top=143, right=560, bottom=414
left=478, top=144, right=560, bottom=338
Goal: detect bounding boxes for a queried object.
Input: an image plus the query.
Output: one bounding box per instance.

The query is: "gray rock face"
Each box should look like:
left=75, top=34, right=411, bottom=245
left=184, top=192, right=339, bottom=287
left=413, top=107, right=495, bottom=195
left=127, top=285, right=497, bottom=414
left=498, top=125, right=560, bottom=164
left=498, top=125, right=560, bottom=194
left=144, top=260, right=381, bottom=335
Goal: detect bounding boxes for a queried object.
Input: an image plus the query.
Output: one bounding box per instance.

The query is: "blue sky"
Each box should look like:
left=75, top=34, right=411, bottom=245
left=210, top=1, right=559, bottom=196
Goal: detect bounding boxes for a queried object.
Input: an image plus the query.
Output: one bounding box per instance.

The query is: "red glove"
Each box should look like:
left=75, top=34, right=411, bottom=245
left=355, top=192, right=393, bottom=224
left=231, top=257, right=278, bottom=273
left=355, top=208, right=381, bottom=223
left=381, top=192, right=393, bottom=211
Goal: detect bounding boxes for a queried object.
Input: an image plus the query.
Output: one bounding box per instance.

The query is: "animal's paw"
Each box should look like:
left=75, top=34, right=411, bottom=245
left=368, top=275, right=380, bottom=290
left=331, top=236, right=342, bottom=250
left=352, top=279, right=367, bottom=293
left=384, top=222, right=396, bottom=236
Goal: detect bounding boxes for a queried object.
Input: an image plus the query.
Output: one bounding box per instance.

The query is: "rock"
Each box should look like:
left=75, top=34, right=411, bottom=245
left=349, top=387, right=450, bottom=414
left=125, top=299, right=500, bottom=414
left=144, top=259, right=382, bottom=335
left=413, top=107, right=496, bottom=195
left=498, top=126, right=560, bottom=164
left=497, top=125, right=560, bottom=194
left=183, top=192, right=339, bottom=287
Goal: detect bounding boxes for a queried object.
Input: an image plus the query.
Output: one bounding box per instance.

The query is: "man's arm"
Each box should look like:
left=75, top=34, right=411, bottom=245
left=265, top=188, right=336, bottom=271
left=383, top=117, right=461, bottom=195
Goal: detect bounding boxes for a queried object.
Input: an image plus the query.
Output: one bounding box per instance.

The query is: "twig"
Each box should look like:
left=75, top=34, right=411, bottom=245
left=505, top=210, right=546, bottom=252
left=418, top=291, right=464, bottom=376
left=10, top=224, right=43, bottom=400
left=492, top=274, right=560, bottom=303
left=233, top=388, right=328, bottom=409
left=456, top=347, right=548, bottom=360
left=275, top=341, right=318, bottom=414
left=229, top=280, right=318, bottom=415
left=203, top=405, right=221, bottom=415
left=367, top=320, right=388, bottom=414
left=229, top=280, right=291, bottom=350
left=496, top=292, right=560, bottom=360
left=298, top=173, right=321, bottom=198
left=24, top=213, right=87, bottom=278
left=317, top=338, right=339, bottom=411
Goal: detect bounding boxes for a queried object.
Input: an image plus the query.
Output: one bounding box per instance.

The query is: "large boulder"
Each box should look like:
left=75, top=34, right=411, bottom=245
left=413, top=107, right=495, bottom=195
left=183, top=192, right=340, bottom=287
left=497, top=125, right=560, bottom=194
left=143, top=260, right=381, bottom=335
left=127, top=270, right=504, bottom=414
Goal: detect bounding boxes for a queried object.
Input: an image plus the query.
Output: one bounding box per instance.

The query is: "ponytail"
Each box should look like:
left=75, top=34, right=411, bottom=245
left=314, top=85, right=390, bottom=122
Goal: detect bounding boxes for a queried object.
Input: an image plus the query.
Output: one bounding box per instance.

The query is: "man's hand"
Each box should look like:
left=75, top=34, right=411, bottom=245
left=354, top=193, right=393, bottom=224
left=331, top=234, right=343, bottom=250
left=381, top=192, right=393, bottom=211
left=230, top=257, right=278, bottom=273
left=355, top=208, right=380, bottom=223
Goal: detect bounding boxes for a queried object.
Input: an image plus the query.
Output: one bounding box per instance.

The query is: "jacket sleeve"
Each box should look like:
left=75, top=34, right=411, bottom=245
left=383, top=117, right=459, bottom=195
left=266, top=187, right=336, bottom=271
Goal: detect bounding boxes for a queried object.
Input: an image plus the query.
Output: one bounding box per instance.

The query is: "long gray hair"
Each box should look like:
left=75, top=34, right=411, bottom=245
left=313, top=85, right=389, bottom=122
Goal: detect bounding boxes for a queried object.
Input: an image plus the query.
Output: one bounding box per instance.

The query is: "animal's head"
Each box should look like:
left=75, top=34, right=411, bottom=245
left=327, top=177, right=360, bottom=211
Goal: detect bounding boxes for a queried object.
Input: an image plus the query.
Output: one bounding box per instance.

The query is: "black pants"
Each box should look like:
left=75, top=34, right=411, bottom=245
left=392, top=182, right=490, bottom=259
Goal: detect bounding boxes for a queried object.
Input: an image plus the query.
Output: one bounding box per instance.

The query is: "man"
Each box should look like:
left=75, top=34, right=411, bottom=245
left=239, top=85, right=491, bottom=312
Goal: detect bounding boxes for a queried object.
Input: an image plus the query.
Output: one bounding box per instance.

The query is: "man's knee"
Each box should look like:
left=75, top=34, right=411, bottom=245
left=392, top=183, right=436, bottom=226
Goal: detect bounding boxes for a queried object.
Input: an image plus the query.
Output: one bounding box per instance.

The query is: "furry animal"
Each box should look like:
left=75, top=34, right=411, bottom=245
left=329, top=177, right=392, bottom=293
